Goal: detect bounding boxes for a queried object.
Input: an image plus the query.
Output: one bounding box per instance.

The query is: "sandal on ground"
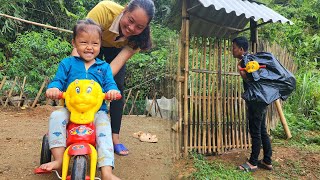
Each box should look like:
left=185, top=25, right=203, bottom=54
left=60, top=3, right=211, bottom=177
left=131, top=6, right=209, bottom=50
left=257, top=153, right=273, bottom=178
left=139, top=133, right=158, bottom=143
left=238, top=162, right=258, bottom=172
left=132, top=131, right=144, bottom=139
left=114, top=144, right=129, bottom=156
left=258, top=160, right=273, bottom=170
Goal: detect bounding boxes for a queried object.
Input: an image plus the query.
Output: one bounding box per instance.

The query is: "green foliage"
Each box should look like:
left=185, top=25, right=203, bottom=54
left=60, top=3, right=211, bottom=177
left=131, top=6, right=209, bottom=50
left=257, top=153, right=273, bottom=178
left=276, top=67, right=320, bottom=137
left=125, top=52, right=162, bottom=98
left=0, top=48, right=6, bottom=71
left=259, top=0, right=320, bottom=68
left=0, top=0, right=93, bottom=50
left=123, top=99, right=146, bottom=115
left=189, top=152, right=254, bottom=180
left=125, top=23, right=178, bottom=98
left=5, top=30, right=72, bottom=97
left=114, top=0, right=174, bottom=23
left=257, top=0, right=320, bottom=142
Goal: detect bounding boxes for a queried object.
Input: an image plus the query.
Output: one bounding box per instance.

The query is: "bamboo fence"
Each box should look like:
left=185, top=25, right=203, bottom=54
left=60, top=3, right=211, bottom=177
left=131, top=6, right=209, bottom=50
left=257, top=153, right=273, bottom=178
left=169, top=37, right=297, bottom=156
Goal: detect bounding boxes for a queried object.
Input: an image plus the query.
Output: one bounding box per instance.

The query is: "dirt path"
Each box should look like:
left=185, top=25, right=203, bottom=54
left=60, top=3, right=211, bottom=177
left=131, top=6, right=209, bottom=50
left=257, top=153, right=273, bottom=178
left=0, top=106, right=175, bottom=180
left=1, top=106, right=319, bottom=180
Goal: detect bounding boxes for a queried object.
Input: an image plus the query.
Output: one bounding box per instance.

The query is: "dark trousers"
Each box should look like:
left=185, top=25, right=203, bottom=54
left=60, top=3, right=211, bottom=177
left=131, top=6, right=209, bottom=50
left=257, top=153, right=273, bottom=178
left=247, top=101, right=272, bottom=166
left=98, top=47, right=125, bottom=134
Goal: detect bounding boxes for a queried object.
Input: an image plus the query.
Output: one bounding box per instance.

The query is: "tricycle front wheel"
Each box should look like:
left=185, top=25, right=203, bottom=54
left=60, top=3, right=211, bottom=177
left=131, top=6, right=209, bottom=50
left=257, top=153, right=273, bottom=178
left=71, top=155, right=87, bottom=180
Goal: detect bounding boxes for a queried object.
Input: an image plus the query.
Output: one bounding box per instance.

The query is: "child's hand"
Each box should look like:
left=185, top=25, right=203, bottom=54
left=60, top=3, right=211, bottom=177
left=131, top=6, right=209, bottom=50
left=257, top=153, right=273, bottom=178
left=106, top=90, right=121, bottom=101
left=46, top=88, right=62, bottom=99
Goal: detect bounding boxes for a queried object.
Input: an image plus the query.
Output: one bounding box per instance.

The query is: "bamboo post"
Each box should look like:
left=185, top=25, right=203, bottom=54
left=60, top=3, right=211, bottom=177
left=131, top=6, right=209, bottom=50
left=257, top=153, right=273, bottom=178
left=178, top=0, right=188, bottom=157
left=183, top=0, right=190, bottom=156
left=223, top=39, right=228, bottom=150
left=0, top=13, right=73, bottom=33
left=123, top=89, right=132, bottom=112
left=275, top=99, right=292, bottom=139
left=0, top=76, right=7, bottom=106
left=129, top=90, right=140, bottom=115
left=4, top=76, right=18, bottom=107
left=229, top=41, right=236, bottom=149
left=154, top=99, right=163, bottom=118
left=32, top=78, right=47, bottom=108
left=17, top=76, right=27, bottom=107
left=146, top=92, right=157, bottom=116
left=176, top=7, right=183, bottom=135
left=0, top=76, right=7, bottom=90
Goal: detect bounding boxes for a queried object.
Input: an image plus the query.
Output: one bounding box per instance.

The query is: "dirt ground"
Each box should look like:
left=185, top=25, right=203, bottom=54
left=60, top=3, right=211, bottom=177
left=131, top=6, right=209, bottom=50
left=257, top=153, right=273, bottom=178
left=1, top=106, right=320, bottom=180
left=0, top=106, right=175, bottom=180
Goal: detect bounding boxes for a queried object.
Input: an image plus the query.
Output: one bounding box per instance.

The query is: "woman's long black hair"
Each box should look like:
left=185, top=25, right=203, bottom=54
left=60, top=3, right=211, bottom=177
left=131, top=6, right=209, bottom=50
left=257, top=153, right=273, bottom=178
left=126, top=0, right=155, bottom=51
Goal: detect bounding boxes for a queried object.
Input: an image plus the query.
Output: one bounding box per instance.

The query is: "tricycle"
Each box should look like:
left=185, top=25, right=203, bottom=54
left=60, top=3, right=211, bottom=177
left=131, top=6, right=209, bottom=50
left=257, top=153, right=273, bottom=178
left=34, top=79, right=121, bottom=180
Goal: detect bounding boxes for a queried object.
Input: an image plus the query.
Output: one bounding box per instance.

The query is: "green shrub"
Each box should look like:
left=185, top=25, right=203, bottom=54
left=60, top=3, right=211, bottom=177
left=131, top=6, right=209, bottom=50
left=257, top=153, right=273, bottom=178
left=5, top=30, right=72, bottom=98
left=125, top=24, right=178, bottom=99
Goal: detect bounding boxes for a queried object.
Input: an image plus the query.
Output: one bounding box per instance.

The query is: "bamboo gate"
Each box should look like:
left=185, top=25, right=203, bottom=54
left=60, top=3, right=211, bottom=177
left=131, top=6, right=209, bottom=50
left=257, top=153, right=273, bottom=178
left=168, top=36, right=296, bottom=157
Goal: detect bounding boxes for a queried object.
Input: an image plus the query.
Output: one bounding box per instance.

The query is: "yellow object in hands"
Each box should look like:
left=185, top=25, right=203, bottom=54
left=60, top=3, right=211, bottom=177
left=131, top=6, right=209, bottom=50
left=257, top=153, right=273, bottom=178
left=63, top=79, right=105, bottom=124
left=239, top=61, right=266, bottom=73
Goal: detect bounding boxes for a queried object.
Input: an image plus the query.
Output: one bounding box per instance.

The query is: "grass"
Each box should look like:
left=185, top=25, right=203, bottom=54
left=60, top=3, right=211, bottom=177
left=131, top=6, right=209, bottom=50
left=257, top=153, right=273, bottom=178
left=188, top=152, right=254, bottom=180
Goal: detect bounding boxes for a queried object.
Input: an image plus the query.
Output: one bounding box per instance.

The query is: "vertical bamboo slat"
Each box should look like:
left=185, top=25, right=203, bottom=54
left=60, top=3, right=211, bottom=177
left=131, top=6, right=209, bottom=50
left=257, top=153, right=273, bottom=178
left=202, top=37, right=207, bottom=154
left=217, top=39, right=222, bottom=153
left=238, top=77, right=244, bottom=148
left=194, top=38, right=199, bottom=152
left=198, top=37, right=203, bottom=153
left=207, top=39, right=213, bottom=154
left=189, top=38, right=196, bottom=151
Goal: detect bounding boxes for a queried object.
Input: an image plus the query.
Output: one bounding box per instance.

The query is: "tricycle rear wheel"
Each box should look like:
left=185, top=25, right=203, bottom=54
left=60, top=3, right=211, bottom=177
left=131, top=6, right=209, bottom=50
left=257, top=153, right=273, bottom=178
left=40, top=134, right=51, bottom=164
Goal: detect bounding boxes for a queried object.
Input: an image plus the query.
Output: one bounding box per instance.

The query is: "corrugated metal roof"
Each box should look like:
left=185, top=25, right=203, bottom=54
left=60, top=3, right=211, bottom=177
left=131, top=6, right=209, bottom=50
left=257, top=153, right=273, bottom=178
left=168, top=0, right=293, bottom=38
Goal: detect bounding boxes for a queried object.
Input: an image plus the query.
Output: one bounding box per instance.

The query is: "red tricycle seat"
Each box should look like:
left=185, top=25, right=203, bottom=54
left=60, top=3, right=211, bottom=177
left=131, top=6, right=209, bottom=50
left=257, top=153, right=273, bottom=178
left=66, top=123, right=96, bottom=147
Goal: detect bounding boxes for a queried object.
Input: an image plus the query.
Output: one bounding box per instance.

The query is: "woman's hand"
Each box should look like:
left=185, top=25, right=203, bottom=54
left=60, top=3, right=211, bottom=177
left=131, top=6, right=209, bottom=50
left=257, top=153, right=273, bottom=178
left=106, top=90, right=121, bottom=101
left=46, top=88, right=62, bottom=100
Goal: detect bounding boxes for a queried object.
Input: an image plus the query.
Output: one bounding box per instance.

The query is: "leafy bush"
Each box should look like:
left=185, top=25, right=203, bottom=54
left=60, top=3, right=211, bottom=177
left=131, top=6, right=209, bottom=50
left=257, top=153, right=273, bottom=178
left=273, top=67, right=320, bottom=142
left=283, top=67, right=320, bottom=130
left=5, top=30, right=72, bottom=98
left=125, top=24, right=178, bottom=99
left=259, top=0, right=320, bottom=143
